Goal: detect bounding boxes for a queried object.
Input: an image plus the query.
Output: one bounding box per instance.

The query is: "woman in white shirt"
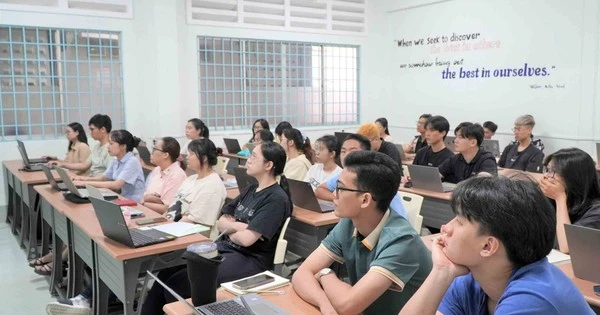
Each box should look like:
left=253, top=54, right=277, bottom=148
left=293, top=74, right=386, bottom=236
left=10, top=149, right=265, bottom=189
left=304, top=135, right=342, bottom=190
left=180, top=118, right=209, bottom=156
left=170, top=139, right=226, bottom=237
left=280, top=128, right=313, bottom=180
left=375, top=117, right=393, bottom=142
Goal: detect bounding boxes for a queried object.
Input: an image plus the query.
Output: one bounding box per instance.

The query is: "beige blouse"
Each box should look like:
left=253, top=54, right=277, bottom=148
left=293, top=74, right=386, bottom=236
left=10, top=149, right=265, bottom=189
left=65, top=142, right=91, bottom=175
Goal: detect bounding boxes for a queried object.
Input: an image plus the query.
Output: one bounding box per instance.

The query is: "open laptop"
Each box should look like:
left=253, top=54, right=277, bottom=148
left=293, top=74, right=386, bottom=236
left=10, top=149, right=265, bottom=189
left=482, top=139, right=500, bottom=157
left=17, top=143, right=44, bottom=172
left=233, top=167, right=258, bottom=191
left=334, top=132, right=351, bottom=146
left=41, top=164, right=69, bottom=191
left=224, top=138, right=242, bottom=154
left=54, top=167, right=118, bottom=200
left=287, top=178, right=335, bottom=212
left=564, top=224, right=600, bottom=284
left=146, top=271, right=286, bottom=315
left=17, top=139, right=48, bottom=164
left=137, top=145, right=156, bottom=167
left=444, top=136, right=456, bottom=152
left=89, top=197, right=176, bottom=248
left=85, top=184, right=144, bottom=218
left=407, top=165, right=457, bottom=192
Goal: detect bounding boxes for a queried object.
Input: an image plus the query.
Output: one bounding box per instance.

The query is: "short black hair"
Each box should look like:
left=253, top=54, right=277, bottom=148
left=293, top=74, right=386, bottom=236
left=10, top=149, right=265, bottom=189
left=425, top=115, right=450, bottom=140
left=451, top=176, right=555, bottom=268
left=254, top=129, right=274, bottom=143
left=89, top=114, right=112, bottom=132
left=316, top=135, right=340, bottom=159
left=453, top=122, right=471, bottom=135
left=342, top=133, right=371, bottom=151
left=161, top=136, right=181, bottom=163
left=261, top=141, right=287, bottom=176
left=483, top=121, right=498, bottom=133
left=419, top=113, right=432, bottom=120
left=252, top=119, right=270, bottom=131
left=344, top=151, right=401, bottom=212
left=375, top=117, right=390, bottom=135
left=456, top=122, right=484, bottom=146
left=187, top=138, right=218, bottom=167
left=275, top=121, right=293, bottom=137
left=110, top=130, right=140, bottom=152
left=188, top=118, right=210, bottom=138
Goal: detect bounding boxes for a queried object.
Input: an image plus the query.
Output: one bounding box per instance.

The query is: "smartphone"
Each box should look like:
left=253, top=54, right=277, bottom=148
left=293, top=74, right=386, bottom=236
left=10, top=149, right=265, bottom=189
left=136, top=217, right=168, bottom=226
left=232, top=274, right=275, bottom=290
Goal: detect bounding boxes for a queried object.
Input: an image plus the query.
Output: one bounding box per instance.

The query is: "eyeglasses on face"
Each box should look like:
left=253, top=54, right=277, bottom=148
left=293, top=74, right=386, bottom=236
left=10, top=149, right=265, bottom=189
left=543, top=166, right=555, bottom=178
left=152, top=147, right=164, bottom=153
left=335, top=184, right=369, bottom=195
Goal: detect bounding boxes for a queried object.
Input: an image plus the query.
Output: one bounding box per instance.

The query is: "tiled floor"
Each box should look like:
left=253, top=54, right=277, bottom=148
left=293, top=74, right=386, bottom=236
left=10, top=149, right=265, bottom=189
left=0, top=208, right=55, bottom=315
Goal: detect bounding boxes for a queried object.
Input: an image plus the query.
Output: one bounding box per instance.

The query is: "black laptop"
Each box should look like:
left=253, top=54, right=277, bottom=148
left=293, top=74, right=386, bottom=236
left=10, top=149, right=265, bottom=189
left=224, top=138, right=242, bottom=154
left=89, top=197, right=176, bottom=248
left=287, top=178, right=335, bottom=212
left=41, top=164, right=68, bottom=191
left=233, top=167, right=258, bottom=191
left=334, top=132, right=351, bottom=146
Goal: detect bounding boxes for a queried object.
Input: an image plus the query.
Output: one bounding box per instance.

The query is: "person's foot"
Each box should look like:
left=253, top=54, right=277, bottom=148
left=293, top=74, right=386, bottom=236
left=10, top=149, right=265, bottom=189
left=33, top=263, right=53, bottom=276
left=28, top=254, right=52, bottom=267
left=46, top=294, right=91, bottom=315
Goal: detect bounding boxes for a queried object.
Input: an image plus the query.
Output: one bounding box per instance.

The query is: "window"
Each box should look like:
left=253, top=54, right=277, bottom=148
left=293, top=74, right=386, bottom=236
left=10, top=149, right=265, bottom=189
left=0, top=25, right=125, bottom=140
left=197, top=37, right=359, bottom=131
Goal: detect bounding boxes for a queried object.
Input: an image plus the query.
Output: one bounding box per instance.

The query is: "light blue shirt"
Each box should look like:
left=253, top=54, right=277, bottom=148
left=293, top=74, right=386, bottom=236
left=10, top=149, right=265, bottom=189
left=104, top=152, right=145, bottom=202
left=326, top=173, right=407, bottom=218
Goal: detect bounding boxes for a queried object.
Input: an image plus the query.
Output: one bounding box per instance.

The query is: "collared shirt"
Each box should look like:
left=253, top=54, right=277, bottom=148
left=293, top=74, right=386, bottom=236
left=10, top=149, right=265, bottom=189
left=88, top=142, right=112, bottom=177
left=438, top=148, right=498, bottom=184
left=144, top=162, right=187, bottom=206
left=104, top=152, right=145, bottom=202
left=320, top=210, right=432, bottom=315
left=65, top=142, right=91, bottom=176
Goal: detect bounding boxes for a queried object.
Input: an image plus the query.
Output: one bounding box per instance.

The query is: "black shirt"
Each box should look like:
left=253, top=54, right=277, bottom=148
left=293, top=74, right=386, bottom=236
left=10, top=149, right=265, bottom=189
left=573, top=201, right=600, bottom=229
left=413, top=146, right=455, bottom=168
left=219, top=183, right=291, bottom=269
left=378, top=140, right=403, bottom=175
left=498, top=143, right=544, bottom=173
left=412, top=135, right=428, bottom=153
left=438, top=149, right=498, bottom=184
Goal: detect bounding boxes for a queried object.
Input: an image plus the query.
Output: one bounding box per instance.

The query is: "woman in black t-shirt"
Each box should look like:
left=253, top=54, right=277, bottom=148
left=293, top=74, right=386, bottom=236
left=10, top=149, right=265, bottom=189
left=539, top=148, right=600, bottom=254
left=142, top=142, right=292, bottom=315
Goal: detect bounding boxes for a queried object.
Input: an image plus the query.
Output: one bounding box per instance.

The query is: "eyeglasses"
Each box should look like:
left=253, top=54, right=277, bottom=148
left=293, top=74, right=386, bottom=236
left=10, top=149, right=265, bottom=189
left=543, top=166, right=555, bottom=178
left=416, top=121, right=427, bottom=126
left=335, top=184, right=369, bottom=195
left=152, top=147, right=164, bottom=153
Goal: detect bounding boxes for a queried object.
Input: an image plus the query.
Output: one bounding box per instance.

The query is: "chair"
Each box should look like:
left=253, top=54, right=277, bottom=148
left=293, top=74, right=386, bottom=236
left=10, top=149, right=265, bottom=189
left=399, top=192, right=424, bottom=233
left=214, top=156, right=230, bottom=175
left=273, top=217, right=291, bottom=276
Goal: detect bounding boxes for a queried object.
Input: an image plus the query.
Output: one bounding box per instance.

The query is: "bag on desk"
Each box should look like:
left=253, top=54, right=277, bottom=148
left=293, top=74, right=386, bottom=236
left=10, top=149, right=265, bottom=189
left=63, top=192, right=91, bottom=204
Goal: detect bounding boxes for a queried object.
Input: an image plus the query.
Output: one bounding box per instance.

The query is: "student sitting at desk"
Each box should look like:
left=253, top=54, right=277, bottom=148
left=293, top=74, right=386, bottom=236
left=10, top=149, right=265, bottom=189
left=141, top=142, right=292, bottom=315
left=404, top=113, right=431, bottom=154
left=180, top=118, right=209, bottom=156
left=539, top=148, right=600, bottom=254
left=305, top=135, right=342, bottom=190
left=274, top=120, right=292, bottom=143
left=400, top=176, right=594, bottom=315
left=438, top=123, right=497, bottom=184
left=358, top=123, right=403, bottom=172
left=315, top=134, right=407, bottom=218
left=293, top=151, right=432, bottom=315
left=280, top=128, right=313, bottom=180
left=246, top=118, right=269, bottom=146
left=498, top=115, right=544, bottom=172
left=413, top=115, right=454, bottom=168
left=72, top=129, right=146, bottom=202
left=509, top=114, right=545, bottom=152
left=483, top=121, right=497, bottom=140
left=252, top=129, right=274, bottom=145
left=44, top=122, right=91, bottom=176
left=375, top=117, right=393, bottom=142
left=168, top=139, right=226, bottom=237
left=49, top=114, right=112, bottom=177
left=141, top=137, right=187, bottom=215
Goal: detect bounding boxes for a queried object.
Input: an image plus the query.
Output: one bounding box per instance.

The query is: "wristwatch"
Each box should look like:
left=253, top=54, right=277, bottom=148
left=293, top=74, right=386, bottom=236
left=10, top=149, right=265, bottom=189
left=317, top=268, right=334, bottom=280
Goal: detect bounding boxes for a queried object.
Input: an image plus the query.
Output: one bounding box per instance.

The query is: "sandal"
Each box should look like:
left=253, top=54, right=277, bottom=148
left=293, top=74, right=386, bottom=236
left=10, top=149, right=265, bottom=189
left=34, top=263, right=53, bottom=276
left=28, top=258, right=48, bottom=268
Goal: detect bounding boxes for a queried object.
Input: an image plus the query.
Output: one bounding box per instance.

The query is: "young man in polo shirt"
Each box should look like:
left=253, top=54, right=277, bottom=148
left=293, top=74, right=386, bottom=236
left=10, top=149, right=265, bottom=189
left=293, top=151, right=432, bottom=315
left=499, top=115, right=544, bottom=172
left=400, top=176, right=594, bottom=315
left=414, top=115, right=455, bottom=168
left=438, top=123, right=497, bottom=183
left=315, top=134, right=407, bottom=218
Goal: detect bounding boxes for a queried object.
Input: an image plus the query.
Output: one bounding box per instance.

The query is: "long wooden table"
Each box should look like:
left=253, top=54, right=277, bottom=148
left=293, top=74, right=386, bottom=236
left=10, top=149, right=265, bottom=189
left=35, top=185, right=211, bottom=315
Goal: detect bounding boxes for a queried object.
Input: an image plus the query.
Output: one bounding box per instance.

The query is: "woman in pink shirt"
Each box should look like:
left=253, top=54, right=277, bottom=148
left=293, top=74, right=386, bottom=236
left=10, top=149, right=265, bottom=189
left=142, top=137, right=187, bottom=214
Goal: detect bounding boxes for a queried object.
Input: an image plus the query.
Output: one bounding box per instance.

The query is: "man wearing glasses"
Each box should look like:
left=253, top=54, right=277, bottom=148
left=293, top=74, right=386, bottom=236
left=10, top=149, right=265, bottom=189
left=293, top=151, right=432, bottom=315
left=498, top=114, right=544, bottom=172
left=404, top=113, right=432, bottom=154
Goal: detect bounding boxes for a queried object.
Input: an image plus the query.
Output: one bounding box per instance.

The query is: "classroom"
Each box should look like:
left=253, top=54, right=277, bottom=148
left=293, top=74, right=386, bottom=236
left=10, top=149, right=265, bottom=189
left=1, top=0, right=600, bottom=314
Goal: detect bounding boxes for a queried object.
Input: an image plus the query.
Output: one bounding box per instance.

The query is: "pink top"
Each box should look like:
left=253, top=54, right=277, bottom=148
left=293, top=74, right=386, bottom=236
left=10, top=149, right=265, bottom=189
left=144, top=162, right=187, bottom=206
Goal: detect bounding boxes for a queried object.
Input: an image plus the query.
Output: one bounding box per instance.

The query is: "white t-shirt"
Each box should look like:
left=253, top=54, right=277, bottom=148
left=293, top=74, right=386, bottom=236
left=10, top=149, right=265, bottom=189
left=171, top=172, right=226, bottom=231
left=304, top=163, right=342, bottom=191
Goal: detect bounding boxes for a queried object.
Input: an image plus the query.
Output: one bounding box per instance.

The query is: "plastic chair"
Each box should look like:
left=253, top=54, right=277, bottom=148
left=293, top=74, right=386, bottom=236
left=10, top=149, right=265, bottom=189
left=273, top=217, right=291, bottom=276
left=399, top=192, right=424, bottom=233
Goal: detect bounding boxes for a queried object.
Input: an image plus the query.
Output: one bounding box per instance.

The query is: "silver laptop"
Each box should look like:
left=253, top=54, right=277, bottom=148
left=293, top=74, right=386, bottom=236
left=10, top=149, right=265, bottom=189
left=482, top=139, right=500, bottom=157
left=145, top=271, right=288, bottom=315
left=564, top=224, right=600, bottom=283
left=287, top=178, right=335, bottom=212
left=444, top=136, right=456, bottom=152
left=85, top=184, right=144, bottom=217
left=17, top=139, right=48, bottom=164
left=41, top=164, right=68, bottom=191
left=54, top=167, right=118, bottom=199
left=17, top=142, right=44, bottom=171
left=407, top=165, right=457, bottom=193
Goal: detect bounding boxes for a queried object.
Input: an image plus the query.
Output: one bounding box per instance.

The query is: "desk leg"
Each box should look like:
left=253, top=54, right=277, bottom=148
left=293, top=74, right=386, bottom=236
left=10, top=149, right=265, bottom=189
left=3, top=166, right=12, bottom=225
left=41, top=198, right=52, bottom=257
left=26, top=191, right=41, bottom=259
left=49, top=230, right=64, bottom=297
left=11, top=186, right=21, bottom=235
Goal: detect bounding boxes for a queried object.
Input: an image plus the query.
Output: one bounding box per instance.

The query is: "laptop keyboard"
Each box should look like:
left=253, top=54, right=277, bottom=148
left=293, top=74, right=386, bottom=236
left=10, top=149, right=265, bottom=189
left=200, top=300, right=248, bottom=315
left=130, top=229, right=169, bottom=247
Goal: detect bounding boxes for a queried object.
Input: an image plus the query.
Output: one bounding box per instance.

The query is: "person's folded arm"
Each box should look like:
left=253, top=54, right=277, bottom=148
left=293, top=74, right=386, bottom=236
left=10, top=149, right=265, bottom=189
left=75, top=179, right=126, bottom=192
left=292, top=248, right=338, bottom=314
left=228, top=228, right=261, bottom=247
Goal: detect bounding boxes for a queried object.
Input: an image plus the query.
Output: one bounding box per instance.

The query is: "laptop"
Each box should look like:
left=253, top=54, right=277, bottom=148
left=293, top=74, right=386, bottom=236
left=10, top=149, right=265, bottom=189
left=17, top=143, right=44, bottom=172
left=334, top=132, right=351, bottom=146
left=85, top=184, right=144, bottom=218
left=224, top=138, right=242, bottom=154
left=482, top=139, right=500, bottom=157
left=596, top=143, right=600, bottom=164
left=54, top=167, right=118, bottom=200
left=444, top=136, right=456, bottom=152
left=564, top=224, right=600, bottom=284
left=146, top=271, right=287, bottom=315
left=287, top=178, right=335, bottom=212
left=17, top=139, right=48, bottom=164
left=41, top=164, right=69, bottom=191
left=137, top=145, right=156, bottom=167
left=89, top=197, right=176, bottom=248
left=233, top=167, right=258, bottom=191
left=407, top=165, right=457, bottom=193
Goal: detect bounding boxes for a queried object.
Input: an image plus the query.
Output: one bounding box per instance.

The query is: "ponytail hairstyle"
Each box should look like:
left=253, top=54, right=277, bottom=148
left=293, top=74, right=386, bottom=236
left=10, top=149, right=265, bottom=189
left=110, top=130, right=141, bottom=152
left=282, top=128, right=314, bottom=164
left=260, top=142, right=293, bottom=214
left=375, top=117, right=390, bottom=135
left=67, top=122, right=88, bottom=152
left=188, top=118, right=210, bottom=139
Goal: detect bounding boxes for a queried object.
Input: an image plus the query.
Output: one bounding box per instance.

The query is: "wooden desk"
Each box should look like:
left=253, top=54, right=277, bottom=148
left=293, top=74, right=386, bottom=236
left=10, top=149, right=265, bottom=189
left=163, top=284, right=319, bottom=315
left=222, top=153, right=248, bottom=174
left=557, top=262, right=600, bottom=308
